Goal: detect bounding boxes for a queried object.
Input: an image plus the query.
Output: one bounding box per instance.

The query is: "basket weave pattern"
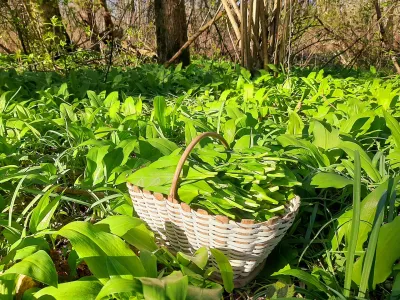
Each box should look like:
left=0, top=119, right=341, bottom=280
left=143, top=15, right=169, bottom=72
left=127, top=132, right=300, bottom=287
left=128, top=183, right=300, bottom=285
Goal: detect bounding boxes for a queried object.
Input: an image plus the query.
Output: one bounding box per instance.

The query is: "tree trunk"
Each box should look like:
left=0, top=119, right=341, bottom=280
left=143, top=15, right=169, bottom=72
left=373, top=0, right=400, bottom=74
left=2, top=0, right=30, bottom=54
left=154, top=0, right=190, bottom=66
left=79, top=0, right=100, bottom=51
left=34, top=0, right=72, bottom=48
left=99, top=0, right=115, bottom=43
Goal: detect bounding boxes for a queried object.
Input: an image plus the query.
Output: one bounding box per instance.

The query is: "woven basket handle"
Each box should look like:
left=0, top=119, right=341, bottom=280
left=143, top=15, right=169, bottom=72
left=169, top=132, right=229, bottom=200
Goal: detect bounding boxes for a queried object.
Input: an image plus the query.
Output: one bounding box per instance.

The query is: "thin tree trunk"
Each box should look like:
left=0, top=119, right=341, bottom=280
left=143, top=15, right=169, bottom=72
left=228, top=0, right=241, bottom=20
left=248, top=0, right=254, bottom=68
left=99, top=0, right=114, bottom=43
left=260, top=0, right=269, bottom=68
left=87, top=6, right=100, bottom=51
left=279, top=0, right=291, bottom=66
left=165, top=10, right=224, bottom=67
left=154, top=0, right=190, bottom=66
left=79, top=0, right=101, bottom=51
left=272, top=0, right=281, bottom=65
left=253, top=0, right=260, bottom=63
left=221, top=0, right=241, bottom=41
left=202, top=0, right=233, bottom=61
left=241, top=0, right=249, bottom=67
left=373, top=0, right=400, bottom=74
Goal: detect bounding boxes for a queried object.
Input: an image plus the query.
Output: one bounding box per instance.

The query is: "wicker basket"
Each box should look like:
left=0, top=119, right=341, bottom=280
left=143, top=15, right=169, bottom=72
left=127, top=132, right=300, bottom=288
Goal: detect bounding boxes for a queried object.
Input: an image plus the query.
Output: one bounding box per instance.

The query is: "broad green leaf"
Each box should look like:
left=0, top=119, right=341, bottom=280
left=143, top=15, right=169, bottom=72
left=87, top=90, right=101, bottom=108
left=148, top=154, right=180, bottom=169
left=267, top=64, right=279, bottom=72
left=96, top=215, right=158, bottom=252
left=372, top=216, right=400, bottom=285
left=138, top=277, right=166, bottom=300
left=339, top=112, right=375, bottom=135
left=387, top=150, right=400, bottom=169
left=273, top=268, right=328, bottom=293
left=186, top=283, right=223, bottom=300
left=86, top=145, right=111, bottom=185
left=115, top=138, right=139, bottom=165
left=137, top=272, right=189, bottom=300
left=374, top=85, right=397, bottom=110
left=3, top=250, right=57, bottom=287
left=353, top=216, right=400, bottom=287
left=135, top=97, right=143, bottom=116
left=29, top=187, right=60, bottom=233
left=370, top=66, right=377, bottom=74
left=146, top=138, right=178, bottom=155
left=103, top=148, right=124, bottom=178
left=392, top=269, right=400, bottom=299
left=154, top=96, right=167, bottom=129
left=219, top=90, right=231, bottom=102
left=312, top=120, right=340, bottom=149
left=127, top=166, right=175, bottom=188
left=96, top=278, right=141, bottom=300
left=278, top=134, right=330, bottom=167
left=58, top=221, right=146, bottom=283
left=0, top=273, right=18, bottom=300
left=383, top=110, right=400, bottom=148
left=33, top=277, right=102, bottom=300
left=163, top=271, right=188, bottom=300
left=185, top=122, right=197, bottom=146
left=210, top=249, right=234, bottom=293
left=286, top=111, right=304, bottom=136
left=243, top=84, right=254, bottom=101
left=0, top=91, right=14, bottom=113
left=311, top=173, right=353, bottom=189
left=112, top=74, right=123, bottom=87
left=104, top=91, right=118, bottom=108
left=175, top=62, right=182, bottom=72
left=177, top=247, right=208, bottom=270
left=225, top=106, right=246, bottom=128
left=357, top=189, right=387, bottom=296
left=223, top=119, right=236, bottom=145
left=339, top=141, right=381, bottom=182
left=253, top=280, right=295, bottom=299
left=233, top=135, right=251, bottom=150
left=122, top=96, right=136, bottom=116
left=0, top=221, right=22, bottom=244
left=311, top=268, right=341, bottom=292
left=109, top=100, right=120, bottom=121
left=1, top=237, right=50, bottom=266
left=60, top=103, right=77, bottom=122
left=332, top=181, right=388, bottom=251
left=140, top=250, right=158, bottom=278
left=178, top=180, right=213, bottom=204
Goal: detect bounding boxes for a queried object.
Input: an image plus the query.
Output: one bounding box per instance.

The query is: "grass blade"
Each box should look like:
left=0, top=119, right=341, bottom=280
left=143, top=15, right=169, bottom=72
left=387, top=176, right=399, bottom=223
left=8, top=175, right=27, bottom=227
left=22, top=188, right=91, bottom=206
left=89, top=194, right=122, bottom=209
left=358, top=188, right=388, bottom=297
left=344, top=150, right=361, bottom=297
left=305, top=203, right=318, bottom=243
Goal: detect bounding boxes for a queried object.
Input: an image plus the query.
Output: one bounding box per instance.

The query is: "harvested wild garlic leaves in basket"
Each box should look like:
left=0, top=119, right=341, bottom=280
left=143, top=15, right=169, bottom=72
left=128, top=144, right=301, bottom=221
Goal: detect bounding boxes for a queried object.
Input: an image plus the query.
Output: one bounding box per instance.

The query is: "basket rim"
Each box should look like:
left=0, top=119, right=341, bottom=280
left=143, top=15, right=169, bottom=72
left=127, top=182, right=301, bottom=226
